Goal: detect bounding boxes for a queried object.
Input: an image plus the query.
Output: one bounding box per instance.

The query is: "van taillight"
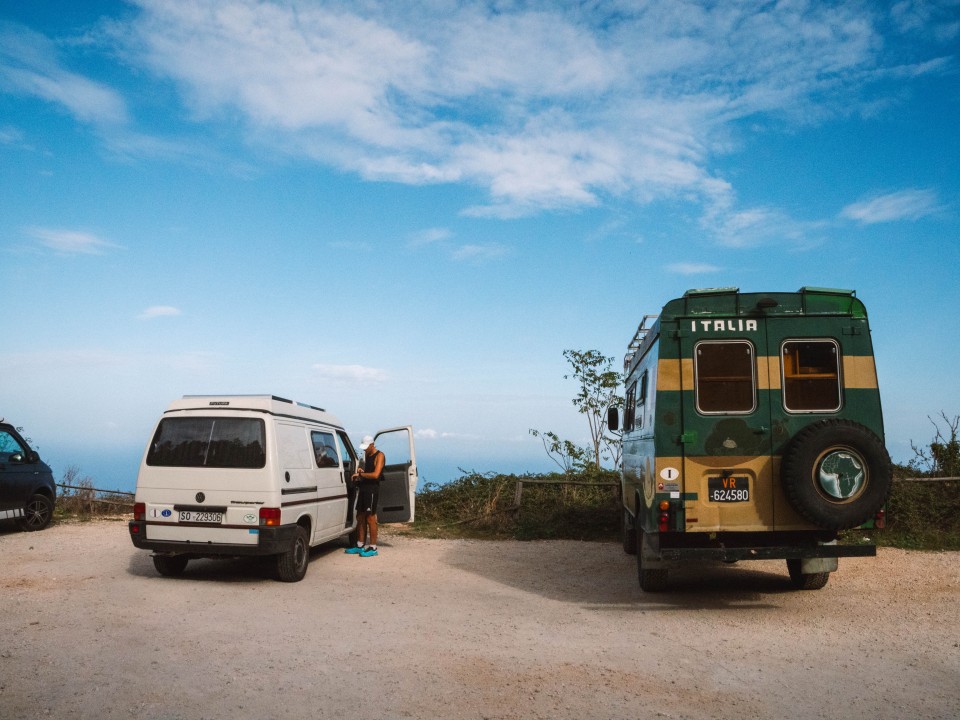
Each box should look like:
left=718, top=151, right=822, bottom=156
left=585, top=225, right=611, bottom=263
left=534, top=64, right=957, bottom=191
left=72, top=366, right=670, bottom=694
left=133, top=502, right=145, bottom=521
left=259, top=508, right=281, bottom=526
left=874, top=509, right=886, bottom=529
left=658, top=500, right=671, bottom=532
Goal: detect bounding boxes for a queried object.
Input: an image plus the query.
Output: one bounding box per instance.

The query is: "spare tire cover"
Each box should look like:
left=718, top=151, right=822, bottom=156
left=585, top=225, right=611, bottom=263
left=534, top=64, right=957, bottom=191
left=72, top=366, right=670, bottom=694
left=780, top=419, right=892, bottom=530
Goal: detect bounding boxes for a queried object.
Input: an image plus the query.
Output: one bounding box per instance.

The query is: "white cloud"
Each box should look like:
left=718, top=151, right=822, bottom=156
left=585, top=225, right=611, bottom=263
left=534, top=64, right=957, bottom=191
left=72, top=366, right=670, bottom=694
left=0, top=22, right=127, bottom=125
left=415, top=428, right=479, bottom=441
left=138, top=306, right=181, bottom=320
left=841, top=189, right=941, bottom=224
left=313, top=363, right=387, bottom=383
left=110, top=0, right=939, bottom=222
left=450, top=243, right=508, bottom=263
left=668, top=262, right=722, bottom=275
left=408, top=227, right=451, bottom=248
left=26, top=227, right=120, bottom=255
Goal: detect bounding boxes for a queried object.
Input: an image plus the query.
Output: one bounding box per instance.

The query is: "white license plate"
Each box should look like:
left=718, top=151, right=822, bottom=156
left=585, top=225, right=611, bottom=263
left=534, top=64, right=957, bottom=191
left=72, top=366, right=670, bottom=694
left=178, top=511, right=224, bottom=524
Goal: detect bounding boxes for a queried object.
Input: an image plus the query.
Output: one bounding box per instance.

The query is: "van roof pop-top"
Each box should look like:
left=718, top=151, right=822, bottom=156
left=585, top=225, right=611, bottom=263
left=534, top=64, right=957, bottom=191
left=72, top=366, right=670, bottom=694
left=609, top=287, right=892, bottom=591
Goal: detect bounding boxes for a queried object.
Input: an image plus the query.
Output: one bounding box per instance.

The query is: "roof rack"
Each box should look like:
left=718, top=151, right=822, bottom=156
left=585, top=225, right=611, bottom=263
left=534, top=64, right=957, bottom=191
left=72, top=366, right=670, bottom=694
left=624, top=314, right=658, bottom=371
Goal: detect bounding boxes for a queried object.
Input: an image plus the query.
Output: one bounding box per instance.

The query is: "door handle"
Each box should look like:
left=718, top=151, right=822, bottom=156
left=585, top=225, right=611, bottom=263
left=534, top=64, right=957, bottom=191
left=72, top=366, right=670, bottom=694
left=753, top=426, right=768, bottom=435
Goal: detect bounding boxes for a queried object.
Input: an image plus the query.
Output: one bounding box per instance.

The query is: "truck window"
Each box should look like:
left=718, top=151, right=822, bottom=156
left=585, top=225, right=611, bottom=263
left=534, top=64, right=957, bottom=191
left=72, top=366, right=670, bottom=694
left=782, top=340, right=841, bottom=412
left=146, top=417, right=266, bottom=468
left=624, top=382, right=636, bottom=432
left=695, top=341, right=756, bottom=414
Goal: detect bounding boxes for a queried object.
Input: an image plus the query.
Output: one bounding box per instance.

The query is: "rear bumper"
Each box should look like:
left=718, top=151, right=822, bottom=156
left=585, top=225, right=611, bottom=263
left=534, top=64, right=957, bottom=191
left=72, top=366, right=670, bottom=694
left=128, top=520, right=298, bottom=557
left=657, top=544, right=876, bottom=562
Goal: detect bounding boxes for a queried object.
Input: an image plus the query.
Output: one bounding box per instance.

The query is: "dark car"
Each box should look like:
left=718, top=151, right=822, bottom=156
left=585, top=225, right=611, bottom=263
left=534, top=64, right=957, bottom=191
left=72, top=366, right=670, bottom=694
left=0, top=421, right=56, bottom=531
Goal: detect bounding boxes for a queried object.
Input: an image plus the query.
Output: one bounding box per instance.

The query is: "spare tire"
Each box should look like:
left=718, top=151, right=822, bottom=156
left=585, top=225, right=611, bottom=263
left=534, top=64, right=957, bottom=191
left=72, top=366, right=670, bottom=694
left=780, top=419, right=892, bottom=530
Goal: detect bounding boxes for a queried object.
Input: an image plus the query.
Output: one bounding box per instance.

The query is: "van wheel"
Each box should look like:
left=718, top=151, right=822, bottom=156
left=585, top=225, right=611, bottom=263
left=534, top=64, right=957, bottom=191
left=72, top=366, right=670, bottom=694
left=780, top=420, right=892, bottom=531
left=621, top=508, right=637, bottom=555
left=636, top=526, right=668, bottom=592
left=153, top=555, right=189, bottom=577
left=277, top=526, right=310, bottom=582
left=19, top=494, right=54, bottom=531
left=787, top=559, right=829, bottom=590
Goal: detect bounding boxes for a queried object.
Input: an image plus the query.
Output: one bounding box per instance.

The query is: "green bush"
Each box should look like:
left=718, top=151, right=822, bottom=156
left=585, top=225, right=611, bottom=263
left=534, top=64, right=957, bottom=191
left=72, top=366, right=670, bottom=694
left=413, top=470, right=619, bottom=541
left=878, top=466, right=960, bottom=550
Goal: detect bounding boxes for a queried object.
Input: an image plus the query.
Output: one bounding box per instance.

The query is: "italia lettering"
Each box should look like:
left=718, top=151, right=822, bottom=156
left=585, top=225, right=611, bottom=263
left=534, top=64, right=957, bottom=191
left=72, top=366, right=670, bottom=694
left=691, top=319, right=757, bottom=332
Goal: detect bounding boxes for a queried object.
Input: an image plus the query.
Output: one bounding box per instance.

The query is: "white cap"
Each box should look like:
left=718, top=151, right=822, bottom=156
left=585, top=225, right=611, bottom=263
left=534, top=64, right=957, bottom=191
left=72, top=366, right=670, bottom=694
left=359, top=435, right=375, bottom=450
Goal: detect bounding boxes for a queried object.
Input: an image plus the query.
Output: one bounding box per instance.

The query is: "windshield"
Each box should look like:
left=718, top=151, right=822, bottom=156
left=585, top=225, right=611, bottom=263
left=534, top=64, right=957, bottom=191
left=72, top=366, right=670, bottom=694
left=146, top=417, right=266, bottom=468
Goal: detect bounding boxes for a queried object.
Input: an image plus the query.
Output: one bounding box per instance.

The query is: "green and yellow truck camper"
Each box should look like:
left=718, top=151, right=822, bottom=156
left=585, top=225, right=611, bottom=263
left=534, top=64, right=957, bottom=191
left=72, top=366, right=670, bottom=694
left=609, top=287, right=891, bottom=591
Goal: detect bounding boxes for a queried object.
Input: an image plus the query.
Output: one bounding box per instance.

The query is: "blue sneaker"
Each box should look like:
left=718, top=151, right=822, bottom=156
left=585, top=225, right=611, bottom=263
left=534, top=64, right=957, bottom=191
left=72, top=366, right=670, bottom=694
left=359, top=547, right=378, bottom=557
left=345, top=546, right=363, bottom=554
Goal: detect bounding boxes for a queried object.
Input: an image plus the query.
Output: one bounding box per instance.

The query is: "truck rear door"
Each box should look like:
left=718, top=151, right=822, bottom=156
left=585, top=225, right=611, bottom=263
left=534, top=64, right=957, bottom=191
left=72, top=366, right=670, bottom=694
left=677, top=320, right=776, bottom=532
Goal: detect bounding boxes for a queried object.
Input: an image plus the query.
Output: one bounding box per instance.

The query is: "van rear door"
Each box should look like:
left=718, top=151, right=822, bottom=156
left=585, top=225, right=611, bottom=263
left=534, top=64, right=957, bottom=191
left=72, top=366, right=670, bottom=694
left=372, top=426, right=417, bottom=523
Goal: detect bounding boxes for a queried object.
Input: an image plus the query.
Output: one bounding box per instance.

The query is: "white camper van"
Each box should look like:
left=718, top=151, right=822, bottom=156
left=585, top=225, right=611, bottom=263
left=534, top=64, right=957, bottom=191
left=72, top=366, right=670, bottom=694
left=128, top=395, right=417, bottom=582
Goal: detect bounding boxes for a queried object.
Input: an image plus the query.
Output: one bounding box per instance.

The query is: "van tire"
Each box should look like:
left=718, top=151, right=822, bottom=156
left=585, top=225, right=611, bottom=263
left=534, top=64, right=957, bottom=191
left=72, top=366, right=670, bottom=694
left=621, top=508, right=637, bottom=555
left=277, top=526, right=310, bottom=582
left=153, top=555, right=189, bottom=577
left=787, top=559, right=829, bottom=590
left=780, top=420, right=892, bottom=531
left=636, top=526, right=668, bottom=592
left=19, top=494, right=54, bottom=531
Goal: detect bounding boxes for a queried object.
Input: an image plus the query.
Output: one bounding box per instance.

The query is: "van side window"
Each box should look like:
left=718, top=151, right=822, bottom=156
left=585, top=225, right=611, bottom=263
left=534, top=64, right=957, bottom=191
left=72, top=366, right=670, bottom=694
left=781, top=340, right=842, bottom=412
left=624, top=382, right=637, bottom=432
left=311, top=431, right=339, bottom=468
left=695, top=341, right=756, bottom=414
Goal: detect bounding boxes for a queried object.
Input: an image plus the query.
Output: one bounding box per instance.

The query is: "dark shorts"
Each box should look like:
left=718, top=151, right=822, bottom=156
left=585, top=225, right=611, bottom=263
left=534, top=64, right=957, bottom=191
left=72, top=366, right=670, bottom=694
left=358, top=484, right=379, bottom=514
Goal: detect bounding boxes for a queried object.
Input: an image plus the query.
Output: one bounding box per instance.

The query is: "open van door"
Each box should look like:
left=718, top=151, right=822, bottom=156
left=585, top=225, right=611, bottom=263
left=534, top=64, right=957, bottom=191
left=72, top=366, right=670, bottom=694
left=373, top=426, right=417, bottom=523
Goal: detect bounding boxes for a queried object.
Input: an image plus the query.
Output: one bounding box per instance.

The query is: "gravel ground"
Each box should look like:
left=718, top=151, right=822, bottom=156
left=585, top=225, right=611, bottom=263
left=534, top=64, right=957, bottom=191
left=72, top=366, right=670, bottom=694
left=1, top=519, right=958, bottom=720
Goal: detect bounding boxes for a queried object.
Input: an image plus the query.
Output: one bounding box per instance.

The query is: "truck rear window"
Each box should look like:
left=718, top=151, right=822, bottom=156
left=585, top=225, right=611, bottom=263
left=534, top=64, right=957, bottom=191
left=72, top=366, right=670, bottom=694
left=147, top=417, right=266, bottom=468
left=781, top=340, right=841, bottom=412
left=695, top=341, right=756, bottom=414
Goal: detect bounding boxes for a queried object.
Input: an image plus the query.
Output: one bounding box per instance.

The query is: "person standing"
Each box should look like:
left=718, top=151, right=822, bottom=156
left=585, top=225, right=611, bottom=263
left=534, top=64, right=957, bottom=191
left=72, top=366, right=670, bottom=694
left=345, top=435, right=385, bottom=557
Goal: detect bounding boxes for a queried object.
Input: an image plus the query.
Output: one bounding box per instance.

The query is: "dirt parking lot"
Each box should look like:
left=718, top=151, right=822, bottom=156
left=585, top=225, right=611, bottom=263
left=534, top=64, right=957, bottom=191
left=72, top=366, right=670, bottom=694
left=1, top=520, right=958, bottom=720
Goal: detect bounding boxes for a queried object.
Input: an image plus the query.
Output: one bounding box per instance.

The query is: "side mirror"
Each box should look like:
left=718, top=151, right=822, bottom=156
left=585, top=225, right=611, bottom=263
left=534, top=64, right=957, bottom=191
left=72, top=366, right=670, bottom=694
left=607, top=407, right=619, bottom=432
left=28, top=451, right=40, bottom=463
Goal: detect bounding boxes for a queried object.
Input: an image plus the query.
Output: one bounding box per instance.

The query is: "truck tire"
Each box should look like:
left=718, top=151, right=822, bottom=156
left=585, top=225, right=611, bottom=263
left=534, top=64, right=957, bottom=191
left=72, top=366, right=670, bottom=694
left=787, top=559, right=829, bottom=590
left=277, top=526, right=310, bottom=582
left=621, top=508, right=637, bottom=555
left=153, top=555, right=189, bottom=577
left=780, top=419, right=892, bottom=531
left=636, top=526, right=668, bottom=592
left=19, top=494, right=54, bottom=531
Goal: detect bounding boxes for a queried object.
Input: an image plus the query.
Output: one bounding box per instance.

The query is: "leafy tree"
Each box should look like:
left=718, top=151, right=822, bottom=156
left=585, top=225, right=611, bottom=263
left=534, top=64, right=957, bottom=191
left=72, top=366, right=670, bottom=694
left=530, top=349, right=623, bottom=472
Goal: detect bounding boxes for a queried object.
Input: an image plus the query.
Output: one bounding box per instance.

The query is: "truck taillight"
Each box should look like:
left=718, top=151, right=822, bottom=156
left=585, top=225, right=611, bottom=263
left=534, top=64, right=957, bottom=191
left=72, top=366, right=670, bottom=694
left=259, top=507, right=281, bottom=526
left=133, top=502, right=145, bottom=521
left=658, top=500, right=671, bottom=532
left=874, top=509, right=886, bottom=529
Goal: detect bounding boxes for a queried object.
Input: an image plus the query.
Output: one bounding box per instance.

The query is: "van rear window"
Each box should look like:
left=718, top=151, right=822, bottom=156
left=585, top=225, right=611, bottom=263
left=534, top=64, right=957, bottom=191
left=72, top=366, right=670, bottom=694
left=147, top=417, right=266, bottom=468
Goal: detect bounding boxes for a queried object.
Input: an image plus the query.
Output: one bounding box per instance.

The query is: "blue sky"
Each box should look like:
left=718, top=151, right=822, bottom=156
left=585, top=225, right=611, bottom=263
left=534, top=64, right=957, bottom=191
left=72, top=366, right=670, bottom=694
left=2, top=0, right=958, bottom=491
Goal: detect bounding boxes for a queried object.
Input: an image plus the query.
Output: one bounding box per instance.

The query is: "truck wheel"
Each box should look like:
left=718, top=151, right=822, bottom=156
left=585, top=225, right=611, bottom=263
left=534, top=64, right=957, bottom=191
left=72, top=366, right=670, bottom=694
left=787, top=559, right=829, bottom=590
left=621, top=508, right=637, bottom=555
left=277, top=526, right=310, bottom=582
left=153, top=555, right=189, bottom=577
left=19, top=494, right=54, bottom=531
left=636, top=526, right=668, bottom=592
left=780, top=419, right=892, bottom=530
